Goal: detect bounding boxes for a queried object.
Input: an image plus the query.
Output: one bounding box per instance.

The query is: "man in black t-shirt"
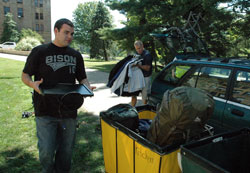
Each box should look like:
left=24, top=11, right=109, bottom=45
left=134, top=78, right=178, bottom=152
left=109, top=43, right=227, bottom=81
left=22, top=18, right=95, bottom=173
left=132, top=40, right=153, bottom=106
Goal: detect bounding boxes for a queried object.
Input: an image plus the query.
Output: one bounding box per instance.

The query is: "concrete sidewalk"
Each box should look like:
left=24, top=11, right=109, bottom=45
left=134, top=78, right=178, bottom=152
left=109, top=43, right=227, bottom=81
left=82, top=68, right=139, bottom=115
left=0, top=53, right=143, bottom=116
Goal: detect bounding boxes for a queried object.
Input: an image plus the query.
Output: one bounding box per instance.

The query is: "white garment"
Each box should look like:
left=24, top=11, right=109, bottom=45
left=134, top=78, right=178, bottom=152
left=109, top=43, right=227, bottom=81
left=123, top=63, right=145, bottom=92
left=111, top=58, right=144, bottom=94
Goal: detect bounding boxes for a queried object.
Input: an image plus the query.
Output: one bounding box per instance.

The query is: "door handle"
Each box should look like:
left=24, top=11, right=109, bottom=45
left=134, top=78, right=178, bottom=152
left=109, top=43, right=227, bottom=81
left=231, top=109, right=244, bottom=117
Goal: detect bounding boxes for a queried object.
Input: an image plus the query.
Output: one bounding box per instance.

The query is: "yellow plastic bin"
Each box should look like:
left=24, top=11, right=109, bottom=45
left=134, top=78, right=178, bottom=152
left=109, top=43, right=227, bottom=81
left=100, top=105, right=181, bottom=173
left=100, top=105, right=213, bottom=173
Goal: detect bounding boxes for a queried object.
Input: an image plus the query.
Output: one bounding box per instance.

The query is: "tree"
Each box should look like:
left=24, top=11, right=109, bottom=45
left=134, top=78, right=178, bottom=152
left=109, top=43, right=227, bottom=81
left=104, top=0, right=249, bottom=64
left=223, top=2, right=250, bottom=58
left=104, top=0, right=178, bottom=66
left=1, top=13, right=19, bottom=43
left=90, top=2, right=113, bottom=61
left=72, top=2, right=98, bottom=53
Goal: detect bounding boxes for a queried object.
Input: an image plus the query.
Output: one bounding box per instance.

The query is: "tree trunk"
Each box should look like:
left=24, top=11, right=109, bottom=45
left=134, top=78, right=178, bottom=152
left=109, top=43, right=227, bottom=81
left=150, top=39, right=158, bottom=72
left=103, top=40, right=108, bottom=61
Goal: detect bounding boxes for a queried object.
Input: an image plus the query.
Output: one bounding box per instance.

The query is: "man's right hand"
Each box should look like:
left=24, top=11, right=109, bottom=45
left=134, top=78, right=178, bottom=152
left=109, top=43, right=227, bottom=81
left=32, top=78, right=43, bottom=95
left=21, top=72, right=44, bottom=95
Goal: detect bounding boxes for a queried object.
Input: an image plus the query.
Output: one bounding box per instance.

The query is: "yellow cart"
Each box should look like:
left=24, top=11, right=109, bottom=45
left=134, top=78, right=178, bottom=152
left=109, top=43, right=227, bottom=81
left=100, top=105, right=212, bottom=173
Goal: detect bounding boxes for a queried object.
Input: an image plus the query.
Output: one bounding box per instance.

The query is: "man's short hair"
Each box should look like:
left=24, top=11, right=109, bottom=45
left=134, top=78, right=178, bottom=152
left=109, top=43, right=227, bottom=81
left=54, top=18, right=74, bottom=31
left=134, top=40, right=143, bottom=47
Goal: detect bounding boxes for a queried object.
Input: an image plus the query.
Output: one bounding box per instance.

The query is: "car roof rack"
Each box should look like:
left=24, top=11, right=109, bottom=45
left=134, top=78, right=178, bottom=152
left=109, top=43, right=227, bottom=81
left=174, top=55, right=250, bottom=66
left=229, top=59, right=250, bottom=66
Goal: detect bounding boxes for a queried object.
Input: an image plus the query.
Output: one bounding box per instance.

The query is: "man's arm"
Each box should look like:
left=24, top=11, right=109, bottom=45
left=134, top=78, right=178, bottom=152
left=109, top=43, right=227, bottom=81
left=137, top=52, right=152, bottom=72
left=80, top=78, right=96, bottom=91
left=137, top=64, right=151, bottom=71
left=21, top=72, right=43, bottom=94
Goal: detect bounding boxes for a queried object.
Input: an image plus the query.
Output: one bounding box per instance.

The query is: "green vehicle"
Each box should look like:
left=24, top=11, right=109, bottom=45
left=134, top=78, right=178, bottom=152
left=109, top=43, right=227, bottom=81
left=148, top=56, right=250, bottom=134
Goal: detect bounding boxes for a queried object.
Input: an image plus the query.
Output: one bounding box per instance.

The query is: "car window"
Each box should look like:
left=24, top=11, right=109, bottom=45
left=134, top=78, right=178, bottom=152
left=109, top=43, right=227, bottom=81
left=161, top=64, right=192, bottom=84
left=182, top=68, right=199, bottom=87
left=232, top=70, right=250, bottom=106
left=183, top=66, right=231, bottom=98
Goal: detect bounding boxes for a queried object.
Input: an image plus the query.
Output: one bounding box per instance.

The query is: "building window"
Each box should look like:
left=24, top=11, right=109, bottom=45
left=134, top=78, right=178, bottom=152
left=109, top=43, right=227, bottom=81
left=4, top=6, right=10, bottom=15
left=17, top=0, right=23, bottom=3
left=36, top=24, right=39, bottom=31
left=17, top=8, right=23, bottom=17
left=35, top=0, right=38, bottom=7
left=35, top=12, right=39, bottom=19
left=35, top=0, right=43, bottom=7
left=40, top=24, right=44, bottom=31
left=40, top=0, right=43, bottom=7
left=40, top=13, right=43, bottom=20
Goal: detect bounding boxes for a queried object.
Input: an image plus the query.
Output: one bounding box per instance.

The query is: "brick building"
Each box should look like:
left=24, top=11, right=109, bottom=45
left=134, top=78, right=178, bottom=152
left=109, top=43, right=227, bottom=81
left=0, top=0, right=51, bottom=43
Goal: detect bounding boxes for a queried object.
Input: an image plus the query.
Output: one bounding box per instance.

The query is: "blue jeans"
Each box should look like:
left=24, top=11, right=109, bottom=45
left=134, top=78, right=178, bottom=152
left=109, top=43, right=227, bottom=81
left=35, top=116, right=77, bottom=173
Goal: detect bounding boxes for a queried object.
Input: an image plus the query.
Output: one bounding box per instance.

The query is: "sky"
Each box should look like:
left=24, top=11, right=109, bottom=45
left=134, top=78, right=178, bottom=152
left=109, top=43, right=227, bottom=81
left=51, top=0, right=126, bottom=39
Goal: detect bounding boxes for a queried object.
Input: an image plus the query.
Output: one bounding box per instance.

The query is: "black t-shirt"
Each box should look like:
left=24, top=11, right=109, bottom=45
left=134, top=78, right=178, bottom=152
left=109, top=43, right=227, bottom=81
left=23, top=43, right=87, bottom=118
left=138, top=50, right=153, bottom=77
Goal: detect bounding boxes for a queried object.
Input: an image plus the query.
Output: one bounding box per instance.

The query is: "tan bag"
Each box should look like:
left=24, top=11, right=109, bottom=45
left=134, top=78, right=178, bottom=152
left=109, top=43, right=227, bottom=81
left=147, top=86, right=214, bottom=147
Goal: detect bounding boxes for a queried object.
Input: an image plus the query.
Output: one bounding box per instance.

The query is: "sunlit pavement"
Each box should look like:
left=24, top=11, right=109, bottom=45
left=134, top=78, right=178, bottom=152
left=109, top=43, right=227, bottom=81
left=82, top=68, right=143, bottom=116
left=0, top=53, right=27, bottom=61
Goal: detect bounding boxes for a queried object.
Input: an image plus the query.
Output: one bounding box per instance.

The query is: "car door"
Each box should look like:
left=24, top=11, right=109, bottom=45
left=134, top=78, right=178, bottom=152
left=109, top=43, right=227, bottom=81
left=148, top=62, right=193, bottom=106
left=182, top=65, right=233, bottom=133
left=6, top=42, right=12, bottom=49
left=223, top=69, right=250, bottom=130
left=3, top=42, right=10, bottom=49
left=2, top=42, right=10, bottom=49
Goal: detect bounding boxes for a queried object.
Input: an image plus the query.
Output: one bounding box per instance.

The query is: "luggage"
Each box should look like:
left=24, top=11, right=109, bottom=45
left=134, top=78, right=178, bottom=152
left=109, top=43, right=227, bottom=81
left=147, top=86, right=214, bottom=146
left=100, top=104, right=139, bottom=131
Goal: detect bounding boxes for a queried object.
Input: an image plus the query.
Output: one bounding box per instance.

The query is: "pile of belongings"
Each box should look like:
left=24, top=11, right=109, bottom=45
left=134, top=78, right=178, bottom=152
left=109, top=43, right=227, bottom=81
left=107, top=55, right=145, bottom=96
left=147, top=86, right=215, bottom=146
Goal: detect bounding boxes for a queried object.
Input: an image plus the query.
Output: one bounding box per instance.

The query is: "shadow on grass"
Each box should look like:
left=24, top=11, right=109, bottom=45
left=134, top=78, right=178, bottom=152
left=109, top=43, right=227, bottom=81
left=72, top=111, right=105, bottom=173
left=0, top=148, right=41, bottom=173
left=0, top=77, right=20, bottom=79
left=0, top=111, right=105, bottom=173
left=89, top=64, right=115, bottom=73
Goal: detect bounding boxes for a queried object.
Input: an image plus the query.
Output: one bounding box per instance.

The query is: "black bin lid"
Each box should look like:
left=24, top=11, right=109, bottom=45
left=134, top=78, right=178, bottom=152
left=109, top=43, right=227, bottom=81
left=40, top=83, right=94, bottom=97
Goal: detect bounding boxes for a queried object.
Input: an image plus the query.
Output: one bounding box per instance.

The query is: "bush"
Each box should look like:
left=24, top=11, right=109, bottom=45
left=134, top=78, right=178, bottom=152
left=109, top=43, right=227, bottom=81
left=15, top=37, right=41, bottom=51
left=19, top=28, right=44, bottom=43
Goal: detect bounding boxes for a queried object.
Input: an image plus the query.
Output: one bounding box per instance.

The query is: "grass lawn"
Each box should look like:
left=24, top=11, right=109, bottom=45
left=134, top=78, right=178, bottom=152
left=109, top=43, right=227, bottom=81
left=0, top=58, right=105, bottom=173
left=84, top=58, right=121, bottom=73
